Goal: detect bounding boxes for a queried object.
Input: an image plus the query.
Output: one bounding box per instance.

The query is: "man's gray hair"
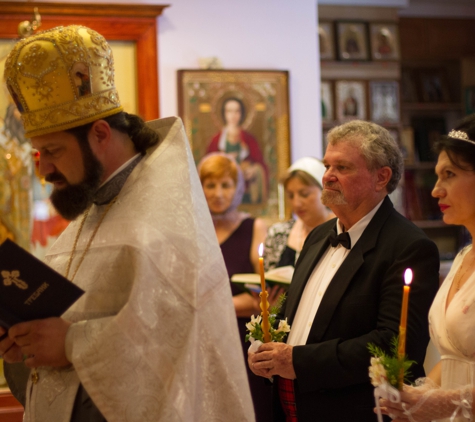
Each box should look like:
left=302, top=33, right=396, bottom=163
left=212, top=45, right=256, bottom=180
left=326, top=120, right=403, bottom=193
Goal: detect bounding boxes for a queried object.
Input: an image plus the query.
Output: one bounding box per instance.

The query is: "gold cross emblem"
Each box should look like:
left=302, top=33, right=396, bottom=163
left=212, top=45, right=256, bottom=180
left=2, top=270, right=28, bottom=289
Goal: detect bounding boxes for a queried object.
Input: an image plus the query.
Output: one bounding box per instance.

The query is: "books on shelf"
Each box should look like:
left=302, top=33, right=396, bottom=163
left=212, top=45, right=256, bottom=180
left=400, top=127, right=416, bottom=164
left=0, top=239, right=84, bottom=329
left=231, top=265, right=294, bottom=292
left=411, top=116, right=446, bottom=162
left=404, top=168, right=441, bottom=221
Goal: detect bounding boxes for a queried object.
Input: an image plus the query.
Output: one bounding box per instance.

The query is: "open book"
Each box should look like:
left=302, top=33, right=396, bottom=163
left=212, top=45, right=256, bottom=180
left=231, top=265, right=294, bottom=292
left=0, top=239, right=84, bottom=329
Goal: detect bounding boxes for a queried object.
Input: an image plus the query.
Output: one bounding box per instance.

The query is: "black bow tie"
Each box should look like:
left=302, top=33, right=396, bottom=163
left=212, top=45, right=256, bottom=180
left=328, top=231, right=351, bottom=249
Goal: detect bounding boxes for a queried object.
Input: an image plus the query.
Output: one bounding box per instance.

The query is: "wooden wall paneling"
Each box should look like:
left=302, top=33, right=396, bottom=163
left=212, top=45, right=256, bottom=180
left=427, top=19, right=473, bottom=60
left=399, top=19, right=429, bottom=60
left=462, top=58, right=475, bottom=87
left=0, top=2, right=169, bottom=120
left=400, top=18, right=475, bottom=61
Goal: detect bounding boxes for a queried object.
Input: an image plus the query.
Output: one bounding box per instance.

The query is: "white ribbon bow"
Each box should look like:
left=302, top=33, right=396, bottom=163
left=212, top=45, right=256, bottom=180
left=374, top=381, right=401, bottom=422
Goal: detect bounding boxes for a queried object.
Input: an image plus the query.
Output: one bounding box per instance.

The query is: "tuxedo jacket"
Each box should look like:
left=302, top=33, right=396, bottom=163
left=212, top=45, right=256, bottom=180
left=273, top=196, right=440, bottom=422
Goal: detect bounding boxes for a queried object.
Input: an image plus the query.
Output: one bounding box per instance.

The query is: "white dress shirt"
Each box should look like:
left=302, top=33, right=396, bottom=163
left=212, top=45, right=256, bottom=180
left=287, top=199, right=384, bottom=346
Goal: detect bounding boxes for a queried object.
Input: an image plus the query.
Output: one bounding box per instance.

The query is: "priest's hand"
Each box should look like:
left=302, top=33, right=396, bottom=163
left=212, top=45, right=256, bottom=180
left=0, top=326, right=23, bottom=363
left=9, top=317, right=72, bottom=368
left=248, top=342, right=296, bottom=380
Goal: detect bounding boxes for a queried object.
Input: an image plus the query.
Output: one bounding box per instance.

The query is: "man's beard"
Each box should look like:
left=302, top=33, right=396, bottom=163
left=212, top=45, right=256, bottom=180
left=321, top=183, right=347, bottom=206
left=47, top=141, right=103, bottom=221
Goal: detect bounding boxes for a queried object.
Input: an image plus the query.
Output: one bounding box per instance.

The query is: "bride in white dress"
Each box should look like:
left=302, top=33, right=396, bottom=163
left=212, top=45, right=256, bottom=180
left=381, top=115, right=475, bottom=421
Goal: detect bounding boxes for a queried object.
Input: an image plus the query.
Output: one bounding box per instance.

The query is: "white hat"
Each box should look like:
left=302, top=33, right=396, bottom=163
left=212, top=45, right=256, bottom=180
left=288, top=157, right=326, bottom=189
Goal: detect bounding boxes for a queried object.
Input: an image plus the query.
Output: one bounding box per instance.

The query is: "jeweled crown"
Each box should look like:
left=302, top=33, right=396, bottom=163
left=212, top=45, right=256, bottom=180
left=4, top=25, right=122, bottom=138
left=448, top=130, right=469, bottom=141
left=448, top=129, right=475, bottom=145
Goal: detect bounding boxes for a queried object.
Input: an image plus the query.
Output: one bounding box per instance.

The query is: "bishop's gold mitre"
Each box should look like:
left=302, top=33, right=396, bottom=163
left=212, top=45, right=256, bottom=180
left=4, top=25, right=122, bottom=138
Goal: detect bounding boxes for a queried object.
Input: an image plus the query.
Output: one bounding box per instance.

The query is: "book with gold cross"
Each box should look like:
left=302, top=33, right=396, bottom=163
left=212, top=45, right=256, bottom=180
left=0, top=239, right=84, bottom=330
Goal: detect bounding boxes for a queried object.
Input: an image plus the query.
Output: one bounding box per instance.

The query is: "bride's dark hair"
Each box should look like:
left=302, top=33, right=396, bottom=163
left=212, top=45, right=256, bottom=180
left=435, top=114, right=475, bottom=171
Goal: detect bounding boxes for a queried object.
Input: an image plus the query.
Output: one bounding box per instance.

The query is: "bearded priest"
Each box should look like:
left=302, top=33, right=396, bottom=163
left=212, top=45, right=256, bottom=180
left=0, top=25, right=254, bottom=422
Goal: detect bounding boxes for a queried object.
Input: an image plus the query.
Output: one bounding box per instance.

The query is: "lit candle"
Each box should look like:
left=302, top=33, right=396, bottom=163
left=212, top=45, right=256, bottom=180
left=398, top=268, right=412, bottom=388
left=258, top=243, right=271, bottom=343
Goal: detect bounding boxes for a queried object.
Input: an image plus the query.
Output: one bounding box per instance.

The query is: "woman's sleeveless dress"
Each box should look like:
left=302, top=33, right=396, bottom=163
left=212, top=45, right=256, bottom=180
left=429, top=245, right=475, bottom=422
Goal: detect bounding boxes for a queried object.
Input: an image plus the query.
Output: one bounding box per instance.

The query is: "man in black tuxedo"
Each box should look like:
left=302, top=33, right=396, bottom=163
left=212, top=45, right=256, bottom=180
left=249, top=120, right=440, bottom=421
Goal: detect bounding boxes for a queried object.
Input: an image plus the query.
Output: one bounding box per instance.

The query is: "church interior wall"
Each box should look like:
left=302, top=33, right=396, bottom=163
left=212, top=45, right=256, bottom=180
left=14, top=0, right=321, bottom=161
left=4, top=0, right=475, bottom=163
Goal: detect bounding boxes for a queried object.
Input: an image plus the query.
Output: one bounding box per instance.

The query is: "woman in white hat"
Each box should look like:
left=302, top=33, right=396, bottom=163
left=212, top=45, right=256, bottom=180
left=264, top=157, right=334, bottom=271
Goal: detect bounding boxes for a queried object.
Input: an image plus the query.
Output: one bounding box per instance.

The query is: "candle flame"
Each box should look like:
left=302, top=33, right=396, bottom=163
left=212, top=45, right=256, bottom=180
left=404, top=268, right=413, bottom=285
left=258, top=243, right=264, bottom=257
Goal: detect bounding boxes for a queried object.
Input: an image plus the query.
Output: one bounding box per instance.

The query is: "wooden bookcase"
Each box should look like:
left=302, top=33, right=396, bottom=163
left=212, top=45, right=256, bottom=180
left=317, top=10, right=474, bottom=265
left=399, top=17, right=475, bottom=261
left=318, top=5, right=401, bottom=156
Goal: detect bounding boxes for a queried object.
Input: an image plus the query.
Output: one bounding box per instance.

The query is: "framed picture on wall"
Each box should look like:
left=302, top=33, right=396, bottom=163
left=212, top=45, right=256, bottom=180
left=369, top=23, right=400, bottom=61
left=336, top=21, right=369, bottom=61
left=177, top=69, right=291, bottom=220
left=318, top=21, right=336, bottom=61
left=321, top=80, right=334, bottom=123
left=418, top=68, right=451, bottom=103
left=335, top=80, right=367, bottom=121
left=369, top=80, right=400, bottom=124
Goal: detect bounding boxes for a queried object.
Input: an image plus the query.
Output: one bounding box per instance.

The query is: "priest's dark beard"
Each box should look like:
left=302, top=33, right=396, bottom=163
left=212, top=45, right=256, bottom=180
left=46, top=140, right=104, bottom=221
